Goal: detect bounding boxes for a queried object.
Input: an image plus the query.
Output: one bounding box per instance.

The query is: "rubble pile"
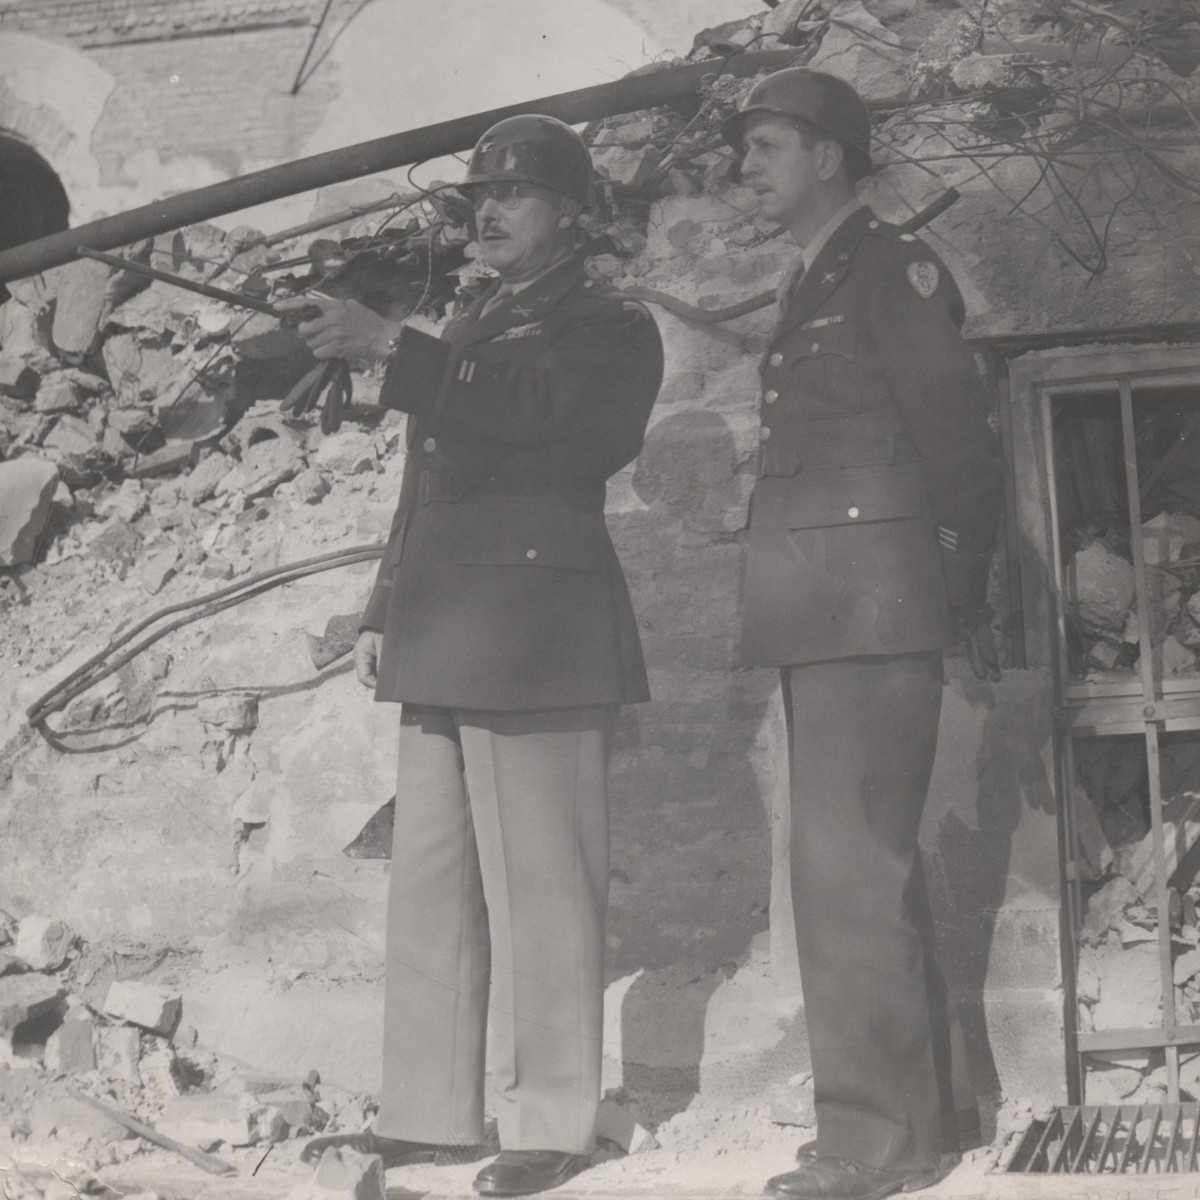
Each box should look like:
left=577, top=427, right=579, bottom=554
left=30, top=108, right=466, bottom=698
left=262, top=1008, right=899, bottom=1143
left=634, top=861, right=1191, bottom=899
left=1073, top=729, right=1200, bottom=1102
left=1067, top=513, right=1200, bottom=678
left=0, top=908, right=379, bottom=1185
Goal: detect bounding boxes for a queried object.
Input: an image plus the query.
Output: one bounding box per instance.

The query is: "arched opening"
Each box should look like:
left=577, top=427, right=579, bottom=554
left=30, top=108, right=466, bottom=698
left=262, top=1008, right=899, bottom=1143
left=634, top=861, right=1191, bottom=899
left=0, top=133, right=69, bottom=300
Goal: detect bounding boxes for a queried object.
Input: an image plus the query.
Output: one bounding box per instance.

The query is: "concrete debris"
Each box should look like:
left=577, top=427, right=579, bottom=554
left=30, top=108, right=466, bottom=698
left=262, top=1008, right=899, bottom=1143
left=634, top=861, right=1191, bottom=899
left=597, top=1091, right=659, bottom=1154
left=156, top=1090, right=253, bottom=1149
left=33, top=374, right=87, bottom=415
left=0, top=974, right=66, bottom=1036
left=769, top=1070, right=816, bottom=1129
left=294, top=465, right=331, bottom=505
left=1069, top=540, right=1136, bottom=636
left=49, top=257, right=116, bottom=360
left=1127, top=791, right=1200, bottom=900
left=0, top=457, right=59, bottom=565
left=44, top=1010, right=97, bottom=1075
left=183, top=450, right=233, bottom=501
left=285, top=1146, right=387, bottom=1200
left=214, top=436, right=301, bottom=500
left=134, top=546, right=182, bottom=595
left=13, top=915, right=75, bottom=972
left=127, top=440, right=196, bottom=478
left=198, top=692, right=259, bottom=733
left=306, top=612, right=363, bottom=670
left=0, top=354, right=40, bottom=399
left=102, top=979, right=181, bottom=1035
left=314, top=429, right=376, bottom=475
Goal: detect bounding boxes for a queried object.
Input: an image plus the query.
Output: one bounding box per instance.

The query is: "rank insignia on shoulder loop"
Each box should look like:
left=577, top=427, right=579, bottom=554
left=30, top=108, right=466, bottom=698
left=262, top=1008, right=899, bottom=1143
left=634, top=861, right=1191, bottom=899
left=822, top=271, right=838, bottom=285
left=906, top=261, right=939, bottom=299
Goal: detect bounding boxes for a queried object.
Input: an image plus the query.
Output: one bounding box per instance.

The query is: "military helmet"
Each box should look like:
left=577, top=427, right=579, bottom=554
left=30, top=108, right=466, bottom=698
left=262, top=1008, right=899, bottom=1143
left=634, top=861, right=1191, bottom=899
left=721, top=68, right=872, bottom=170
left=460, top=115, right=594, bottom=208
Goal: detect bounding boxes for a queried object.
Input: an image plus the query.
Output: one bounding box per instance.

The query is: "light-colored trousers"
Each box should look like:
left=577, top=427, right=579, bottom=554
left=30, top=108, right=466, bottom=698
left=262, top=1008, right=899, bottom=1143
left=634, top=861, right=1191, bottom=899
left=372, top=704, right=613, bottom=1154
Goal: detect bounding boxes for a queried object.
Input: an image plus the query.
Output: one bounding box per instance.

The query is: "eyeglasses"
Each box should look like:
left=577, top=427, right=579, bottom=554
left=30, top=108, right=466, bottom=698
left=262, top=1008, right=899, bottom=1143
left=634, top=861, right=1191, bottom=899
left=467, top=182, right=542, bottom=210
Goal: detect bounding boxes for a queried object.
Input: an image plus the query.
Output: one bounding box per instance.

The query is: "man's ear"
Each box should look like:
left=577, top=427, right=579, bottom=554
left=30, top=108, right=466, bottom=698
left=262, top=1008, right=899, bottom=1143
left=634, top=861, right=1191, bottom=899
left=816, top=139, right=846, bottom=183
left=556, top=196, right=581, bottom=230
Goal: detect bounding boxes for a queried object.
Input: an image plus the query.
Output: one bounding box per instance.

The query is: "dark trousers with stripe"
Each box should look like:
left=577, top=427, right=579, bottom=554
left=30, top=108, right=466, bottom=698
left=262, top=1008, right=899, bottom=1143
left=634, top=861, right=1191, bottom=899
left=783, top=653, right=948, bottom=1171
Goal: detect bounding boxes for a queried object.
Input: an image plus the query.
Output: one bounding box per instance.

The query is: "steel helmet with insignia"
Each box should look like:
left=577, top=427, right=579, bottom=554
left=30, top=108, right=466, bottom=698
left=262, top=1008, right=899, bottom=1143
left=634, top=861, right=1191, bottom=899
left=460, top=114, right=594, bottom=208
left=721, top=67, right=873, bottom=176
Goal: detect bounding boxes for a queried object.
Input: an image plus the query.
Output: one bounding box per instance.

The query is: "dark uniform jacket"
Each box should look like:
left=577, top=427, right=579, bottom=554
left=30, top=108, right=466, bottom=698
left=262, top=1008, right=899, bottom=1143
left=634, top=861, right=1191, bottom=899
left=361, top=257, right=663, bottom=711
left=742, top=205, right=1002, bottom=667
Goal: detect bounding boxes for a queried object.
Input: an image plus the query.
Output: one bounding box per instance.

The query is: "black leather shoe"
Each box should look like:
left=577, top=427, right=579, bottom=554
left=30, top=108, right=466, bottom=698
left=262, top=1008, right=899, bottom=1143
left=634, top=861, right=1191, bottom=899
left=473, top=1150, right=585, bottom=1196
left=300, top=1128, right=472, bottom=1167
left=765, top=1158, right=939, bottom=1200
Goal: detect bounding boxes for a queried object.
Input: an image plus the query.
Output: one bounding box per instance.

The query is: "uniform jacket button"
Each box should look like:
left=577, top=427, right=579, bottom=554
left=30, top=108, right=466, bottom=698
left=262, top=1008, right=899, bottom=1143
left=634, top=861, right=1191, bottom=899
left=848, top=506, right=860, bottom=518
left=759, top=427, right=772, bottom=441
left=764, top=389, right=779, bottom=403
left=769, top=352, right=783, bottom=367
left=811, top=342, right=820, bottom=353
left=423, top=437, right=437, bottom=452
left=526, top=548, right=538, bottom=559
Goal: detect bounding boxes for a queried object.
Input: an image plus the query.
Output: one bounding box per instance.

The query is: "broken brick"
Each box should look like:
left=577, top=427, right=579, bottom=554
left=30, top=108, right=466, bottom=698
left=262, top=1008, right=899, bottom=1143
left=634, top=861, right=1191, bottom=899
left=13, top=915, right=75, bottom=972
left=102, top=979, right=181, bottom=1035
left=127, top=440, right=197, bottom=479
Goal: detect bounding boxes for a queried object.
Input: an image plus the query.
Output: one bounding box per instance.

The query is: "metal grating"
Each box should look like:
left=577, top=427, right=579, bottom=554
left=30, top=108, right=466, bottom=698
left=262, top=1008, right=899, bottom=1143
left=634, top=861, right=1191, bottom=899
left=1007, top=1104, right=1200, bottom=1174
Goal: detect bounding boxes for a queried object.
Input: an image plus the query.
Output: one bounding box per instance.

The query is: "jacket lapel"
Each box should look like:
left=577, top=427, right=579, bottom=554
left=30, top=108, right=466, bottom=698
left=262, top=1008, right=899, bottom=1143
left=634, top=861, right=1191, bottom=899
left=448, top=257, right=587, bottom=347
left=771, top=206, right=875, bottom=342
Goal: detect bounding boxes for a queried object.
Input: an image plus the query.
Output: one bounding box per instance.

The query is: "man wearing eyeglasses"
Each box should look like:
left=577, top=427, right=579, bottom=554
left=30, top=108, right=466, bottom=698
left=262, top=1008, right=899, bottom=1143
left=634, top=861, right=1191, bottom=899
left=279, top=116, right=663, bottom=1196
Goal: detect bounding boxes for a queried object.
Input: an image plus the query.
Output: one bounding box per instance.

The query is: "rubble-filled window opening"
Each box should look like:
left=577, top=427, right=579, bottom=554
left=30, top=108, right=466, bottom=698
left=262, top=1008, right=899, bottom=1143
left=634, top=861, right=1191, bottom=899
left=1045, top=367, right=1200, bottom=1107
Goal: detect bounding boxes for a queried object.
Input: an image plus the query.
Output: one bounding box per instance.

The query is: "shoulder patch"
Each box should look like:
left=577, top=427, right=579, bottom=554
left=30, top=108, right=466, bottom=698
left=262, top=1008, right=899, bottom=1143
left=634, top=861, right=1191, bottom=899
left=906, top=260, right=940, bottom=299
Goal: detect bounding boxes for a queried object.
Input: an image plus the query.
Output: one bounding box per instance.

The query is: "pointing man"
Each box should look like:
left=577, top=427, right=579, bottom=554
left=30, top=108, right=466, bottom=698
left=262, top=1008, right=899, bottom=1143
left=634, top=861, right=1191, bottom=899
left=282, top=115, right=663, bottom=1196
left=720, top=69, right=1002, bottom=1200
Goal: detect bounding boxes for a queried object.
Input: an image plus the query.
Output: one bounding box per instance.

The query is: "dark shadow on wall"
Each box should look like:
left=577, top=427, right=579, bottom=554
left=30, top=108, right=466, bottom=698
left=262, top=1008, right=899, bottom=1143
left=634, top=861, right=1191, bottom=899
left=0, top=133, right=69, bottom=301
left=606, top=407, right=774, bottom=1124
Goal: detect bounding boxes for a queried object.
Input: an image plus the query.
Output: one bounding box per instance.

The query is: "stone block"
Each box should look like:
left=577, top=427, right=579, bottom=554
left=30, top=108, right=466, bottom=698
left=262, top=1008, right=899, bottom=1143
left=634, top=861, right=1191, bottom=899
left=50, top=257, right=114, bottom=359
left=214, top=437, right=300, bottom=500
left=127, top=441, right=197, bottom=478
left=87, top=518, right=141, bottom=566
left=1069, top=540, right=1135, bottom=635
left=44, top=1010, right=97, bottom=1074
left=157, top=1091, right=252, bottom=1149
left=0, top=355, right=39, bottom=400
left=42, top=413, right=98, bottom=457
left=769, top=1070, right=816, bottom=1128
left=1092, top=942, right=1162, bottom=1030
left=0, top=457, right=59, bottom=566
left=596, top=1092, right=658, bottom=1153
left=294, top=466, right=330, bottom=505
left=28, top=1091, right=131, bottom=1144
left=13, top=915, right=74, bottom=972
left=807, top=1, right=908, bottom=99
left=135, top=546, right=181, bottom=595
left=306, top=1145, right=386, bottom=1199
left=184, top=450, right=234, bottom=502
left=198, top=693, right=259, bottom=733
left=102, top=979, right=181, bottom=1035
left=314, top=430, right=375, bottom=475
left=0, top=973, right=65, bottom=1035
left=35, top=374, right=86, bottom=414
left=95, top=1023, right=143, bottom=1085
